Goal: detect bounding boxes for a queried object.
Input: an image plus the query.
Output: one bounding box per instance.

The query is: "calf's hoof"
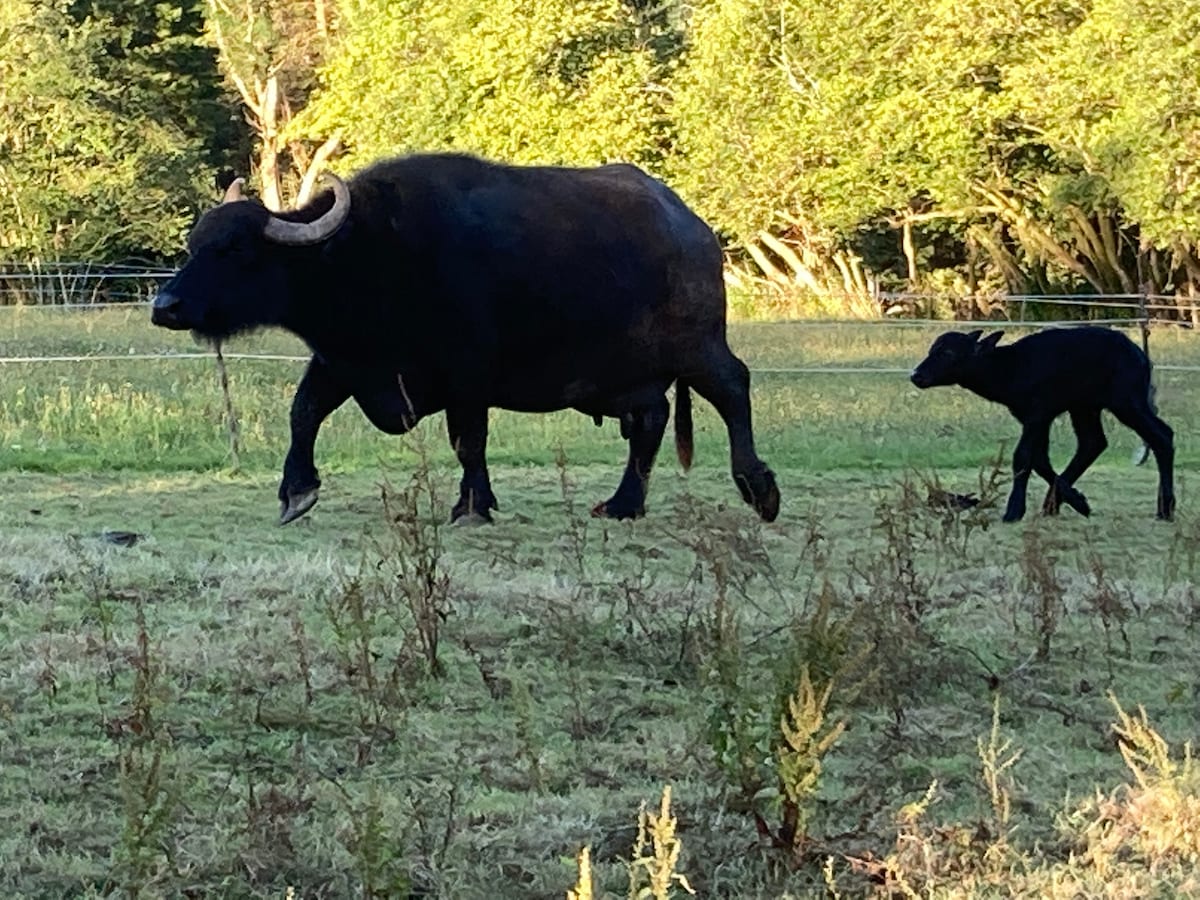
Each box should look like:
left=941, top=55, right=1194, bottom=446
left=1059, top=485, right=1091, bottom=517
left=280, top=487, right=319, bottom=525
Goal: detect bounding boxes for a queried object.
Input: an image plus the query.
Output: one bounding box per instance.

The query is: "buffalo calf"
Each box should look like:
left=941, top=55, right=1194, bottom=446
left=910, top=327, right=1174, bottom=522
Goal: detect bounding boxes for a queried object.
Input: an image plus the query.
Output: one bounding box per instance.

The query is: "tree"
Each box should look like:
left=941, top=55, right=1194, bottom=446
left=669, top=0, right=1092, bottom=301
left=203, top=0, right=341, bottom=208
left=0, top=1, right=216, bottom=262
left=1001, top=0, right=1200, bottom=297
left=293, top=0, right=673, bottom=175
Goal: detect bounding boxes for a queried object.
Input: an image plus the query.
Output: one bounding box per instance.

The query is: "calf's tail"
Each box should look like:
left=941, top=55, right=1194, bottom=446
left=674, top=380, right=694, bottom=470
left=1133, top=372, right=1158, bottom=467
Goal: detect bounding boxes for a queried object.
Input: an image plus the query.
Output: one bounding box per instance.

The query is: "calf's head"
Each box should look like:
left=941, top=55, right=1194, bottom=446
left=151, top=175, right=351, bottom=339
left=910, top=329, right=1004, bottom=388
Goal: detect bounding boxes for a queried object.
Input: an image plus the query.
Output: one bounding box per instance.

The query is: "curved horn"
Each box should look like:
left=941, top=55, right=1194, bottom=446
left=221, top=177, right=247, bottom=204
left=262, top=173, right=351, bottom=246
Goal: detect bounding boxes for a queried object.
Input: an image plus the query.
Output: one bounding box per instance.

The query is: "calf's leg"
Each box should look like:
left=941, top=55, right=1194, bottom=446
left=1042, top=408, right=1105, bottom=515
left=1004, top=420, right=1076, bottom=522
left=1111, top=402, right=1175, bottom=520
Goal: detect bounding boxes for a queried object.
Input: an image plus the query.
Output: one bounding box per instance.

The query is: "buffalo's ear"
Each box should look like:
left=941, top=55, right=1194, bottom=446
left=964, top=329, right=984, bottom=343
left=977, top=330, right=1005, bottom=353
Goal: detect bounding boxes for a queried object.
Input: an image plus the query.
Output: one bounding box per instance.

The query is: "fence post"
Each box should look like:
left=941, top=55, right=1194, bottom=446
left=1137, top=286, right=1150, bottom=359
left=213, top=341, right=242, bottom=472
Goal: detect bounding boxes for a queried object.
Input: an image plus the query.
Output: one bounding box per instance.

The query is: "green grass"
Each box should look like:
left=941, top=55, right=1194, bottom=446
left=2, top=309, right=1200, bottom=897
left=4, top=309, right=1199, bottom=477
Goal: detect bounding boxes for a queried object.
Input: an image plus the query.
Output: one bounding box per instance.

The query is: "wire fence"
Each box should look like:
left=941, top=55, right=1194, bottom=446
left=3, top=264, right=1200, bottom=372
left=0, top=262, right=171, bottom=307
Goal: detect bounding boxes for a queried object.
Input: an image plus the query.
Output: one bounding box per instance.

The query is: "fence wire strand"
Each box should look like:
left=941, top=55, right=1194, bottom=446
left=3, top=288, right=1199, bottom=374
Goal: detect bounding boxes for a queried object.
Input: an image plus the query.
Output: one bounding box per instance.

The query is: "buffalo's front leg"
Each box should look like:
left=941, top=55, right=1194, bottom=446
left=446, top=406, right=497, bottom=523
left=280, top=357, right=350, bottom=525
left=592, top=395, right=669, bottom=520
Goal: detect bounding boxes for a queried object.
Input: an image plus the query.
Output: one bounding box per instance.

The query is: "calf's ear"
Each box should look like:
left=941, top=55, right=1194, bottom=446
left=977, top=330, right=1005, bottom=353
left=965, top=329, right=984, bottom=342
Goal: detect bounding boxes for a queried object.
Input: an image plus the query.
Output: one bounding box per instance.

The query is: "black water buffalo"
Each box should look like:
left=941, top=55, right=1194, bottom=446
left=151, top=153, right=780, bottom=525
left=910, top=327, right=1174, bottom=522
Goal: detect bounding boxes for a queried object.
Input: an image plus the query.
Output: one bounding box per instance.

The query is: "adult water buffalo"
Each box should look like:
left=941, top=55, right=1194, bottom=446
left=151, top=153, right=780, bottom=526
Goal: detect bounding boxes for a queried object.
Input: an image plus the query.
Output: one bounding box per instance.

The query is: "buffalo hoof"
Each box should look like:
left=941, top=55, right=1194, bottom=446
left=1157, top=497, right=1176, bottom=521
left=451, top=509, right=493, bottom=526
left=591, top=500, right=645, bottom=520
left=735, top=466, right=780, bottom=523
left=279, top=487, right=319, bottom=525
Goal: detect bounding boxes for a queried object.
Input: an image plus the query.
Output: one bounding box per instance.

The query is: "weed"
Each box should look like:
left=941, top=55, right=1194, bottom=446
left=405, top=778, right=464, bottom=896
left=329, top=780, right=412, bottom=899
left=1074, top=693, right=1200, bottom=875
left=866, top=477, right=934, bottom=623
left=568, top=845, right=594, bottom=900
left=509, top=670, right=548, bottom=794
left=977, top=694, right=1022, bottom=861
left=322, top=573, right=399, bottom=752
left=555, top=445, right=593, bottom=585
left=760, top=666, right=846, bottom=853
left=211, top=339, right=242, bottom=471
left=787, top=578, right=871, bottom=702
left=627, top=785, right=694, bottom=899
left=914, top=450, right=1004, bottom=558
left=377, top=469, right=452, bottom=679
left=1019, top=524, right=1066, bottom=662
left=1081, top=551, right=1134, bottom=678
left=107, top=600, right=180, bottom=898
left=237, top=770, right=315, bottom=887
left=288, top=609, right=315, bottom=710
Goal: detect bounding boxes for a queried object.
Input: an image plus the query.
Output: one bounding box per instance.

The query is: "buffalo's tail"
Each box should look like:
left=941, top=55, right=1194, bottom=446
left=675, top=381, right=694, bottom=470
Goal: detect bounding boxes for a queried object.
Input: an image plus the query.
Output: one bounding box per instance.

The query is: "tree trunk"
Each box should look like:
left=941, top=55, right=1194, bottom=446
left=314, top=0, right=328, bottom=39
left=901, top=219, right=917, bottom=288
left=757, top=230, right=823, bottom=293
left=256, top=74, right=283, bottom=211
left=295, top=134, right=342, bottom=205
left=744, top=240, right=792, bottom=285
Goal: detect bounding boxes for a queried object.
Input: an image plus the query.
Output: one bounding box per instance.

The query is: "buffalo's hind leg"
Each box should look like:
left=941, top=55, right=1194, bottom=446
left=1042, top=408, right=1106, bottom=515
left=592, top=393, right=669, bottom=520
left=446, top=406, right=498, bottom=524
left=689, top=346, right=780, bottom=522
left=1110, top=400, right=1175, bottom=520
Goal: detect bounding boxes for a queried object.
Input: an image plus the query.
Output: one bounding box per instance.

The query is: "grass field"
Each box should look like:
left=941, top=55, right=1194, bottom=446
left=2, top=308, right=1200, bottom=897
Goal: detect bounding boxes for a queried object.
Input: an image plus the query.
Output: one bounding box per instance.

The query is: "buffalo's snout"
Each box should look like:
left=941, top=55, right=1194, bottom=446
left=910, top=368, right=932, bottom=389
left=150, top=291, right=187, bottom=330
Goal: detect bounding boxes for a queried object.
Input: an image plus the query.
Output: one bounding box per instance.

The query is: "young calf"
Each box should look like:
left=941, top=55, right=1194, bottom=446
left=910, top=327, right=1174, bottom=522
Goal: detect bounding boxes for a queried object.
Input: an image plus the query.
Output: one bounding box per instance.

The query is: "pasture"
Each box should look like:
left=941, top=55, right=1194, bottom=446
left=2, top=308, right=1200, bottom=897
